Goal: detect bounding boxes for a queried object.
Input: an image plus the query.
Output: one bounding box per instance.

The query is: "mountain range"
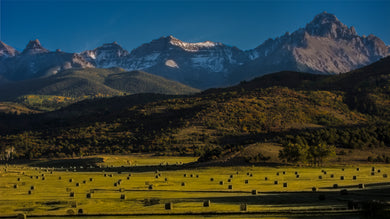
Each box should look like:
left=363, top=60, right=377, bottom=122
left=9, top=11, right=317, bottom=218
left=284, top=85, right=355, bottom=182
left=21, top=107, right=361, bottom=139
left=0, top=12, right=389, bottom=89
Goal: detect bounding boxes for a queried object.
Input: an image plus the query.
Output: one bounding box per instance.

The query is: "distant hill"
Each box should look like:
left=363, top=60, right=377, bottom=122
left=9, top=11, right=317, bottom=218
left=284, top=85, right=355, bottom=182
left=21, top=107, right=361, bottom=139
left=0, top=67, right=199, bottom=102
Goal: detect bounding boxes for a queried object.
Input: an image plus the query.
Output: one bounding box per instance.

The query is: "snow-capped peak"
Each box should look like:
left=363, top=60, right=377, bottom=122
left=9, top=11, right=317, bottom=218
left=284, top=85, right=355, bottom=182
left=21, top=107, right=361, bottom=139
left=167, top=35, right=220, bottom=52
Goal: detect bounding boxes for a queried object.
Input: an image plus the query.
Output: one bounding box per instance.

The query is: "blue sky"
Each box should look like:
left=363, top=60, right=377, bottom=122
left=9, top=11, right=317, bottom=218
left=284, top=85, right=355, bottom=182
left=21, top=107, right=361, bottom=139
left=1, top=0, right=389, bottom=52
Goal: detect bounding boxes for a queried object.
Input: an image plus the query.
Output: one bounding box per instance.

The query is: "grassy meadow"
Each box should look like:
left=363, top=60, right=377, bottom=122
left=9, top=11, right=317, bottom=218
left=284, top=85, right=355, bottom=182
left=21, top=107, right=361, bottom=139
left=1, top=155, right=390, bottom=218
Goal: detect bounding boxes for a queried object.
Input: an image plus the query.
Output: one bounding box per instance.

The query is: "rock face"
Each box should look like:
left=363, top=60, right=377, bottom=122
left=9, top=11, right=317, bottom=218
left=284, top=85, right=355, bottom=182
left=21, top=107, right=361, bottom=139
left=0, top=40, right=93, bottom=81
left=0, top=12, right=389, bottom=88
left=0, top=41, right=19, bottom=58
left=230, top=12, right=390, bottom=83
left=81, top=42, right=129, bottom=68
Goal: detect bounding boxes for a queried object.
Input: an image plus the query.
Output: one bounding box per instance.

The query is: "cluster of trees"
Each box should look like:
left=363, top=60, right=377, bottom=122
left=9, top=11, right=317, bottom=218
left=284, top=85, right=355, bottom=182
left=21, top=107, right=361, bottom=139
left=277, top=124, right=390, bottom=149
left=278, top=142, right=336, bottom=166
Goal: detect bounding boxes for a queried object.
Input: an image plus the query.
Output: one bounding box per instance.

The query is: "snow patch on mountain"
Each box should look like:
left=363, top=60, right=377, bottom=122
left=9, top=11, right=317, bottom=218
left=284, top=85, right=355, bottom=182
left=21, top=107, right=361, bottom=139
left=165, top=59, right=179, bottom=68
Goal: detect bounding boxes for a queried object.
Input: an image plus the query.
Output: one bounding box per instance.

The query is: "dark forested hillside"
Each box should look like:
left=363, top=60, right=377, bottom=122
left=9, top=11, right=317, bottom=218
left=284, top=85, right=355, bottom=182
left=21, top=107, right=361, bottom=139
left=0, top=57, right=389, bottom=162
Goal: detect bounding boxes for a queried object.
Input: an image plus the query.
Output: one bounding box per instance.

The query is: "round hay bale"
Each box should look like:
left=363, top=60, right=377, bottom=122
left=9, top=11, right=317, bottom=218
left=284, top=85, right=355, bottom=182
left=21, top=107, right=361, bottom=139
left=295, top=171, right=298, bottom=175
left=283, top=182, right=288, bottom=187
left=69, top=179, right=73, bottom=183
left=356, top=168, right=360, bottom=171
left=318, top=176, right=322, bottom=179
left=196, top=174, right=199, bottom=178
left=155, top=175, right=159, bottom=179
left=128, top=173, right=132, bottom=177
left=13, top=184, right=18, bottom=189
left=66, top=188, right=72, bottom=192
left=333, top=184, right=338, bottom=188
left=372, top=167, right=375, bottom=172
left=109, top=174, right=113, bottom=177
left=165, top=202, right=173, bottom=210
left=251, top=189, right=257, bottom=195
left=181, top=182, right=186, bottom=186
left=86, top=193, right=92, bottom=198
left=210, top=178, right=214, bottom=181
left=247, top=172, right=250, bottom=176
left=30, top=185, right=35, bottom=190
left=66, top=209, right=75, bottom=215
left=17, top=178, right=20, bottom=181
left=353, top=176, right=357, bottom=180
left=296, top=174, right=300, bottom=178
left=104, top=174, right=107, bottom=177
left=190, top=174, right=193, bottom=178
left=184, top=174, right=187, bottom=177
left=230, top=174, right=233, bottom=178
left=341, top=168, right=345, bottom=171
left=127, top=176, right=130, bottom=180
left=165, top=177, right=168, bottom=182
left=245, top=179, right=249, bottom=184
left=276, top=172, right=279, bottom=176
left=274, top=181, right=278, bottom=185
left=89, top=178, right=93, bottom=182
left=42, top=177, right=45, bottom=180
left=282, top=171, right=286, bottom=175
left=228, top=185, right=233, bottom=190
left=28, top=190, right=32, bottom=195
left=227, top=179, right=232, bottom=183
left=240, top=203, right=247, bottom=211
left=359, top=183, right=365, bottom=189
left=249, top=173, right=253, bottom=177
left=219, top=181, right=224, bottom=185
left=312, top=187, right=318, bottom=192
left=35, top=176, right=39, bottom=179
left=83, top=180, right=86, bottom=184
left=377, top=169, right=381, bottom=173
left=70, top=192, right=75, bottom=197
left=330, top=174, right=334, bottom=178
left=120, top=194, right=126, bottom=200
left=17, top=213, right=27, bottom=219
left=383, top=174, right=388, bottom=178
left=78, top=209, right=83, bottom=214
left=265, top=177, right=268, bottom=181
left=59, top=176, right=62, bottom=180
left=371, top=172, right=375, bottom=176
left=323, top=171, right=327, bottom=175
left=114, top=183, right=117, bottom=187
left=76, top=183, right=80, bottom=187
left=340, top=176, right=344, bottom=180
left=203, top=200, right=211, bottom=207
left=148, top=185, right=153, bottom=190
left=340, top=189, right=348, bottom=195
left=30, top=176, right=33, bottom=179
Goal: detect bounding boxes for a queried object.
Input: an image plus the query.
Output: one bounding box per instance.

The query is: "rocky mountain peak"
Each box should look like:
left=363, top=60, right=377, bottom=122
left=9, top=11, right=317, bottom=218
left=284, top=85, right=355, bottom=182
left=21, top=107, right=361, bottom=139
left=22, top=39, right=49, bottom=55
left=305, top=11, right=357, bottom=39
left=0, top=41, right=19, bottom=57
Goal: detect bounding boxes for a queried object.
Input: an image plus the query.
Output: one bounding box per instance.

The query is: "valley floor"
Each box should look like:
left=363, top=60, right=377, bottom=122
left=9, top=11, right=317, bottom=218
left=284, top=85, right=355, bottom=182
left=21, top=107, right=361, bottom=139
left=1, top=156, right=390, bottom=218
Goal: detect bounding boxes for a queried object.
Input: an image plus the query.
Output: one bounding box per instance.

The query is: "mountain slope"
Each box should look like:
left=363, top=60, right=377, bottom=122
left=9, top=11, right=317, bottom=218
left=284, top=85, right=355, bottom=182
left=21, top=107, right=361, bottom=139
left=0, top=39, right=94, bottom=81
left=0, top=67, right=199, bottom=101
left=228, top=12, right=389, bottom=84
left=2, top=57, right=390, bottom=159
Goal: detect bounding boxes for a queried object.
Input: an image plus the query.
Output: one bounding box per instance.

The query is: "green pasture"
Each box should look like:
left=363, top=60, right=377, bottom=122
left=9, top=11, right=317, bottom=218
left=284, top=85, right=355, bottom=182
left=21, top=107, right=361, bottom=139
left=0, top=159, right=389, bottom=217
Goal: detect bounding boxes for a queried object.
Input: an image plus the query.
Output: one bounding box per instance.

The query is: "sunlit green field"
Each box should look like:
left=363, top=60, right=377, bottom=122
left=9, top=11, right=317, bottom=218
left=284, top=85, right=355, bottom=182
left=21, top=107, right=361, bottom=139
left=0, top=156, right=389, bottom=218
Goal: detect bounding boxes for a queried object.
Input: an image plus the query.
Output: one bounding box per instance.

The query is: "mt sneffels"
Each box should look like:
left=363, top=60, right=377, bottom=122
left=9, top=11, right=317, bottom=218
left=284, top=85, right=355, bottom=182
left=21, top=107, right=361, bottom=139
left=0, top=12, right=389, bottom=89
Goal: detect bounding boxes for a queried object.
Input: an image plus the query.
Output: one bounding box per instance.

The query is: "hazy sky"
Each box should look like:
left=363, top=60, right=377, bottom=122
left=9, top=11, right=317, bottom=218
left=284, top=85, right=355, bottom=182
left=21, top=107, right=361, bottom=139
left=1, top=0, right=389, bottom=52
